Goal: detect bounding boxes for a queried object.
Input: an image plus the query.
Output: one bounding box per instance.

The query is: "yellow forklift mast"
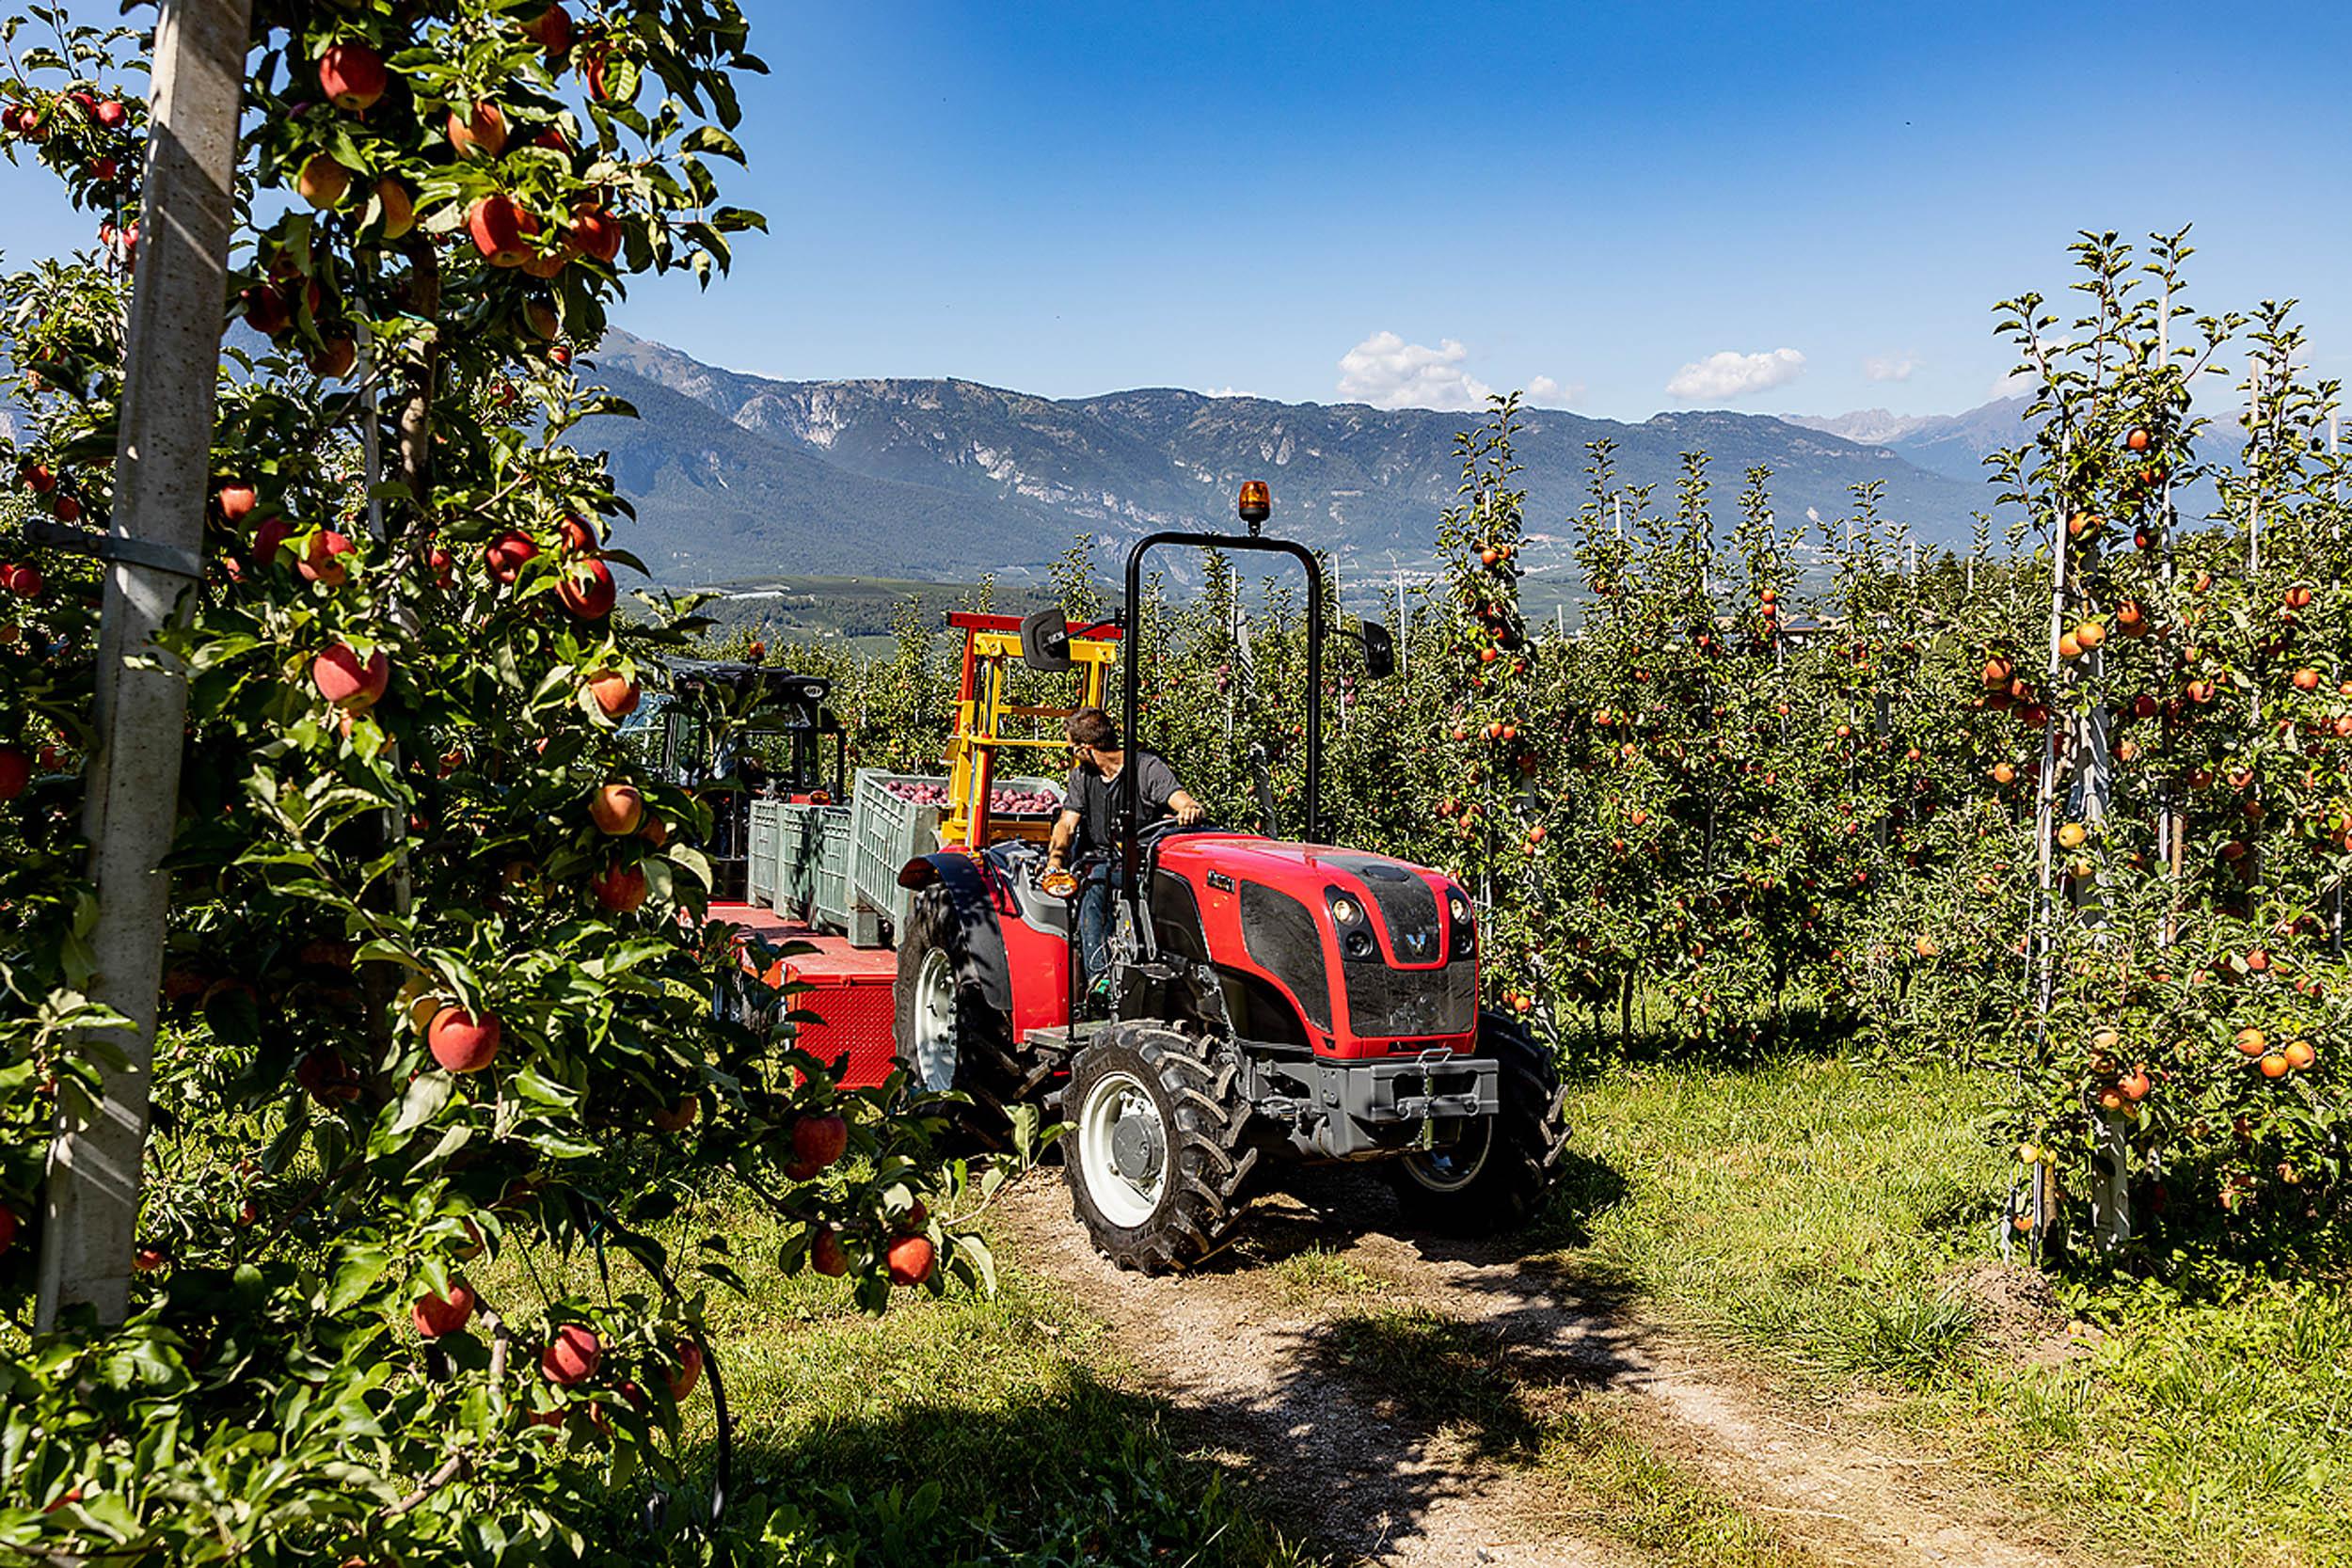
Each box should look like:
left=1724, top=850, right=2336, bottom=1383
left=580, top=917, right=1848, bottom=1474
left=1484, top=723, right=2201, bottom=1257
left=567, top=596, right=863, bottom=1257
left=940, top=610, right=1120, bottom=848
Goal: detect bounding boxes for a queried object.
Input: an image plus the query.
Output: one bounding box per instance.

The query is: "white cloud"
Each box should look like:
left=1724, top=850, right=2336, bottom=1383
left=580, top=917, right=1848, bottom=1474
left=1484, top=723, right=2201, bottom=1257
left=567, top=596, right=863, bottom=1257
left=1201, top=386, right=1260, bottom=399
left=1336, top=331, right=1494, bottom=411
left=1863, top=355, right=1918, bottom=383
left=1525, top=374, right=1587, bottom=407
left=1665, top=347, right=1806, bottom=402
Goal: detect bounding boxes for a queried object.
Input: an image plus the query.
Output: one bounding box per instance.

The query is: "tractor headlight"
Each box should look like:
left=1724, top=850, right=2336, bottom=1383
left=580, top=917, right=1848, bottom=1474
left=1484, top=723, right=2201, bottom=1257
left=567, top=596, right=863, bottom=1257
left=1332, top=896, right=1362, bottom=927
left=1448, top=889, right=1476, bottom=958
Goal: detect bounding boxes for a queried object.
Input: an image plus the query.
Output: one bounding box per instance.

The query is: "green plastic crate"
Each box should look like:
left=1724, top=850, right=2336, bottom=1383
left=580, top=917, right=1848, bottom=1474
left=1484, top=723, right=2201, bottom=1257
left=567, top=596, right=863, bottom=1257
left=848, top=770, right=947, bottom=942
left=809, top=805, right=854, bottom=934
left=773, top=800, right=833, bottom=918
left=848, top=768, right=1065, bottom=942
left=747, top=799, right=783, bottom=909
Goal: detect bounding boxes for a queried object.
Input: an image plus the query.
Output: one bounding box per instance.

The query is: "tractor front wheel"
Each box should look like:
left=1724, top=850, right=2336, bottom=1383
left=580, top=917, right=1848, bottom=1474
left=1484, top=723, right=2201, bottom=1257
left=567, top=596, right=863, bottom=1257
left=1064, top=1025, right=1257, bottom=1273
left=1387, top=1012, right=1567, bottom=1235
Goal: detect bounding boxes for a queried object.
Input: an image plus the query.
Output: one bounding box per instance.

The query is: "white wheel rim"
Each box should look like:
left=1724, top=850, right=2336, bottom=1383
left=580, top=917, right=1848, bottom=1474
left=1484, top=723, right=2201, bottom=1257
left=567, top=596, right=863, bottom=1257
left=1401, top=1117, right=1493, bottom=1195
left=912, top=947, right=959, bottom=1093
left=1077, top=1069, right=1167, bottom=1228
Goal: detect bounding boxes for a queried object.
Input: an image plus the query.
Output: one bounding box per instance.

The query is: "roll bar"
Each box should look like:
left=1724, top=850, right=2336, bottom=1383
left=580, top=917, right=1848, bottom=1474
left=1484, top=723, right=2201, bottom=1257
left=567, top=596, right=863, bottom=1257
left=1119, top=527, right=1324, bottom=885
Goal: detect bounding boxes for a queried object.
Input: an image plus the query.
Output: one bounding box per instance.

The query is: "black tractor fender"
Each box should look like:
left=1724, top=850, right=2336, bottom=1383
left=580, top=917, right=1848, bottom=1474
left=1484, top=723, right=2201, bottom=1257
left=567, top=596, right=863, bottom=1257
left=897, top=851, right=1011, bottom=1015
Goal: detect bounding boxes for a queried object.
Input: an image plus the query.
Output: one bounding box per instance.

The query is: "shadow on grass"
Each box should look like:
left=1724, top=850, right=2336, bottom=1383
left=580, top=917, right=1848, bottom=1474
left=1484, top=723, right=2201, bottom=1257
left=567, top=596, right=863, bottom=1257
left=667, top=1368, right=1313, bottom=1567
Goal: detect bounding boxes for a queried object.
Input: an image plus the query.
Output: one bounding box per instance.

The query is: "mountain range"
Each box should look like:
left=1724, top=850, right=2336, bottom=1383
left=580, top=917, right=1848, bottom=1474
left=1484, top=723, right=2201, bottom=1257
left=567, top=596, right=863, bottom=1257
left=0, top=333, right=2041, bottom=589
left=578, top=332, right=2032, bottom=587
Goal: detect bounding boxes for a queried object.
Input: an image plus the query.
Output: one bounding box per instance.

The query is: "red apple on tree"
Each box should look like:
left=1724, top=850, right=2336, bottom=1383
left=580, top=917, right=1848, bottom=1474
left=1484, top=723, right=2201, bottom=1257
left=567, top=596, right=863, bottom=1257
left=585, top=669, right=640, bottom=718
left=541, top=1323, right=601, bottom=1386
left=412, top=1283, right=476, bottom=1338
left=217, top=480, right=258, bottom=522
left=522, top=2, right=574, bottom=54
left=295, top=1048, right=360, bottom=1103
left=884, top=1233, right=934, bottom=1288
left=467, top=194, right=538, bottom=267
left=447, top=101, right=508, bottom=159
left=299, top=529, right=356, bottom=586
left=568, top=203, right=623, bottom=264
left=310, top=643, right=389, bottom=711
left=251, top=516, right=292, bottom=568
left=590, top=863, right=647, bottom=912
left=559, top=556, right=615, bottom=619
left=666, top=1338, right=703, bottom=1401
left=588, top=782, right=644, bottom=835
left=0, top=748, right=31, bottom=800
left=426, top=1005, right=501, bottom=1073
left=791, top=1112, right=849, bottom=1171
left=808, top=1226, right=848, bottom=1277
left=296, top=153, right=351, bottom=211
left=373, top=178, right=416, bottom=240
left=240, top=283, right=292, bottom=339
left=310, top=339, right=358, bottom=380
left=485, top=529, right=538, bottom=583
left=522, top=240, right=576, bottom=280
left=317, top=41, right=388, bottom=112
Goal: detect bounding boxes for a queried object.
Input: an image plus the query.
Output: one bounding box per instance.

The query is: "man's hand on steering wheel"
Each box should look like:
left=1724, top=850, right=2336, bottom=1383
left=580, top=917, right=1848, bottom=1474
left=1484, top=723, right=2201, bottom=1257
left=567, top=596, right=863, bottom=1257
left=1174, top=797, right=1205, bottom=826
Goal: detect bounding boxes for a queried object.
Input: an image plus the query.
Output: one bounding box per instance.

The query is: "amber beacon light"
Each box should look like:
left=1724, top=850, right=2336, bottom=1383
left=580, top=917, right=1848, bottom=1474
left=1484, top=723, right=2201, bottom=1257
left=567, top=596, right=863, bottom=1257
left=1237, top=480, right=1271, bottom=527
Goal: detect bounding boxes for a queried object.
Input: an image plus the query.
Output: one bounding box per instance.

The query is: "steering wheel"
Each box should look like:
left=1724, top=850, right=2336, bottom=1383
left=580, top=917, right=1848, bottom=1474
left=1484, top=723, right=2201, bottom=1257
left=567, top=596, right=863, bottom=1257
left=1137, top=814, right=1209, bottom=847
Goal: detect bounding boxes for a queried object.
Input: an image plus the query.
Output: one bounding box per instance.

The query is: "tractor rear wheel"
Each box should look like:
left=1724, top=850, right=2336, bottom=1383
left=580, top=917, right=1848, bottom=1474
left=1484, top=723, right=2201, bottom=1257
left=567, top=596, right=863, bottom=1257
left=894, top=887, right=1021, bottom=1143
left=1064, top=1024, right=1257, bottom=1273
left=1386, top=1012, right=1567, bottom=1235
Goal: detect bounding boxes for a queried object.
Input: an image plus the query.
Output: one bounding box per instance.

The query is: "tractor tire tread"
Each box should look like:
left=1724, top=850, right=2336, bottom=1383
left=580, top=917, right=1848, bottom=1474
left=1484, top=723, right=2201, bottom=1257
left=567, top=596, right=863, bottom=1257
left=1064, top=1024, right=1255, bottom=1274
left=1387, top=1013, right=1568, bottom=1236
left=894, top=888, right=1027, bottom=1150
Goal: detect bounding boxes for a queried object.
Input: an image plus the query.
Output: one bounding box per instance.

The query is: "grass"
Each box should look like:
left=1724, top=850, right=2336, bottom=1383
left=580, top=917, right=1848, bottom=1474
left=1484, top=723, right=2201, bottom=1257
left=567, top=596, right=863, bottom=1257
left=448, top=1051, right=2351, bottom=1565
left=1534, top=1394, right=1818, bottom=1568
left=467, top=1173, right=1319, bottom=1567
left=1263, top=1243, right=1394, bottom=1307
left=1548, top=1051, right=2352, bottom=1567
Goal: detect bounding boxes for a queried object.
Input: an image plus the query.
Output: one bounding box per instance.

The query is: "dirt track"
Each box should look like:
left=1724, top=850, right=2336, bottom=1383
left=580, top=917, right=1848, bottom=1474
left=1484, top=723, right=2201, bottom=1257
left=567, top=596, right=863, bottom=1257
left=996, top=1166, right=2083, bottom=1568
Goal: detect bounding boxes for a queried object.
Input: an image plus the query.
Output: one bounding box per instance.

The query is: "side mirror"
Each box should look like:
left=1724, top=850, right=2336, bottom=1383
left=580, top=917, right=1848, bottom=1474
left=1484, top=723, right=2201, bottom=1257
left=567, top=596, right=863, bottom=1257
left=1359, top=620, right=1396, bottom=680
left=1020, top=607, right=1076, bottom=673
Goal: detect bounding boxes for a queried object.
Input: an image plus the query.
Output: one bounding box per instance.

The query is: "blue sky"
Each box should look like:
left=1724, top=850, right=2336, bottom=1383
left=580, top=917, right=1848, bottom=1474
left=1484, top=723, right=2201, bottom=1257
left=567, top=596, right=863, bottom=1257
left=7, top=1, right=2349, bottom=420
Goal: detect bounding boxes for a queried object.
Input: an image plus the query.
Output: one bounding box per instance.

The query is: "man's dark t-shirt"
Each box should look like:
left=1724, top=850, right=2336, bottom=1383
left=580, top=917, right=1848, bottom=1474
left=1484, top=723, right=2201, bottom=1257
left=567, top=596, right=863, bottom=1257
left=1064, top=750, right=1182, bottom=854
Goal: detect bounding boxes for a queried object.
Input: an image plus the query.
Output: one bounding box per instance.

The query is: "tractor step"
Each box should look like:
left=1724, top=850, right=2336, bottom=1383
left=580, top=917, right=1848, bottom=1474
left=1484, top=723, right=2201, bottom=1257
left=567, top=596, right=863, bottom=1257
left=1020, top=1023, right=1103, bottom=1056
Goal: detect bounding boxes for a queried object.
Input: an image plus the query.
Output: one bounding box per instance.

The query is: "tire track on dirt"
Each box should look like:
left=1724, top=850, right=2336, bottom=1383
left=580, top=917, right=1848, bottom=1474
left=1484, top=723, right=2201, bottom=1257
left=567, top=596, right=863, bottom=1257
left=997, top=1167, right=2083, bottom=1568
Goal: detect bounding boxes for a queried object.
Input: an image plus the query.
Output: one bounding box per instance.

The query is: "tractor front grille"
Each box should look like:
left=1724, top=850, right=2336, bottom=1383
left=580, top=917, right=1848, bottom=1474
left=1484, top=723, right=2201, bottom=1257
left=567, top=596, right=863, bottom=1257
left=1343, top=956, right=1476, bottom=1041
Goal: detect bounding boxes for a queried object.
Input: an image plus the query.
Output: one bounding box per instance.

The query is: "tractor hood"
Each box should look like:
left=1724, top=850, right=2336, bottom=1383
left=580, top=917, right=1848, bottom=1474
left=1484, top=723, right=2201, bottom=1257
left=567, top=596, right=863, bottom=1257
left=1151, top=834, right=1476, bottom=1057
left=1156, top=834, right=1472, bottom=974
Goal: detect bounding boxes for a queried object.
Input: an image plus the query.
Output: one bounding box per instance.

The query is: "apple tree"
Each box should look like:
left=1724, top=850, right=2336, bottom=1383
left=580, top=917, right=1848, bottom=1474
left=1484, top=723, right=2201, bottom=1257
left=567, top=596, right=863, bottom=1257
left=0, top=3, right=1000, bottom=1560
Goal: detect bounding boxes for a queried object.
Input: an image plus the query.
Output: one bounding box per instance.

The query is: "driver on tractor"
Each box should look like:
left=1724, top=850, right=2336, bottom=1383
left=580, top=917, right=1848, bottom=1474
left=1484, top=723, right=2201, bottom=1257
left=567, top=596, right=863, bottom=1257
left=1044, top=706, right=1204, bottom=1008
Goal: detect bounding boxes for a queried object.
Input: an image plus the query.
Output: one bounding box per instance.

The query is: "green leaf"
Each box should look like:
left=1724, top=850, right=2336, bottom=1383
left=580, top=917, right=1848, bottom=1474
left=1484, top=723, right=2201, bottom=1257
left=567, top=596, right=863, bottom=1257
left=678, top=125, right=745, bottom=163
left=326, top=1246, right=391, bottom=1313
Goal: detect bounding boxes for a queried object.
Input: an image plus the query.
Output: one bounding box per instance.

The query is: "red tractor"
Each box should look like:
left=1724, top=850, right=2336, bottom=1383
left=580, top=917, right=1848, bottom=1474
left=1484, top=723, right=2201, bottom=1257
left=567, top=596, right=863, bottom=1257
left=893, top=482, right=1567, bottom=1270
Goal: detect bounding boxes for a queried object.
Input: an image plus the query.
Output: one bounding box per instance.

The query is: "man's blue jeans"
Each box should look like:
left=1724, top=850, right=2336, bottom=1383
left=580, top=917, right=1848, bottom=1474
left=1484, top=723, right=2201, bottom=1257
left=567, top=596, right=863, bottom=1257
left=1075, top=860, right=1125, bottom=1009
